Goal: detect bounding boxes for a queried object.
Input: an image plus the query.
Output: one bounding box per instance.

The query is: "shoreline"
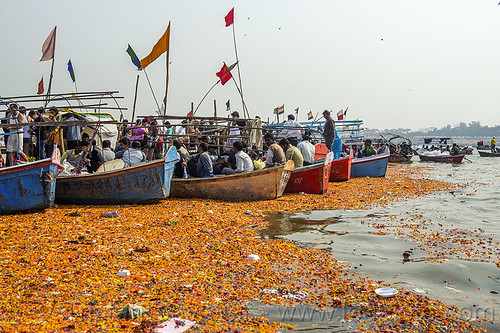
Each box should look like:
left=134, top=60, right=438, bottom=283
left=0, top=164, right=486, bottom=332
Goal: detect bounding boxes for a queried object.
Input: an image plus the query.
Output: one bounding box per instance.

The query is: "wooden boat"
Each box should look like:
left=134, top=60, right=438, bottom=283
left=351, top=150, right=389, bottom=178
left=170, top=160, right=294, bottom=201
left=285, top=152, right=333, bottom=194
left=478, top=150, right=500, bottom=157
left=0, top=159, right=61, bottom=214
left=418, top=153, right=465, bottom=163
left=389, top=153, right=412, bottom=163
left=55, top=146, right=177, bottom=205
left=329, top=151, right=353, bottom=182
left=460, top=147, right=474, bottom=155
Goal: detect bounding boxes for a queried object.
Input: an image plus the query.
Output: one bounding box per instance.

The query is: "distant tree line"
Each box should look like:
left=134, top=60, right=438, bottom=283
left=375, top=121, right=500, bottom=139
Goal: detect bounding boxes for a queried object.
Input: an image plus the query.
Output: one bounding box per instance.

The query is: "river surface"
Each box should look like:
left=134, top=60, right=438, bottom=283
left=260, top=152, right=500, bottom=332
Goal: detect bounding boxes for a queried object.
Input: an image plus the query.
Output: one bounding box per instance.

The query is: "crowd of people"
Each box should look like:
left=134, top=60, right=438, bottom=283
left=2, top=104, right=365, bottom=176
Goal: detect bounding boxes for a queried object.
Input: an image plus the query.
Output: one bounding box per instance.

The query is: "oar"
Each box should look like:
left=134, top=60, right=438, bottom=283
left=464, top=156, right=473, bottom=163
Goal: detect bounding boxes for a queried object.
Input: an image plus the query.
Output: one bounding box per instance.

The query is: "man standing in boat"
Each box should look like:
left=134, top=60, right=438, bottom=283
left=322, top=110, right=335, bottom=151
left=280, top=114, right=303, bottom=147
left=491, top=137, right=496, bottom=153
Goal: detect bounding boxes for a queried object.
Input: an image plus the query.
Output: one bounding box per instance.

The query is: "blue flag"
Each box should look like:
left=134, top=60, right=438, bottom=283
left=67, top=59, right=76, bottom=82
left=126, top=44, right=142, bottom=69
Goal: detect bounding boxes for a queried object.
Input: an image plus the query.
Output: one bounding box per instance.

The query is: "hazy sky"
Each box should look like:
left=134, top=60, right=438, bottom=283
left=1, top=0, right=500, bottom=130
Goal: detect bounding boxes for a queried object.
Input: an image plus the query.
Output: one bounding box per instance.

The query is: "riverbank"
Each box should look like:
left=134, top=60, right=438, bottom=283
left=0, top=164, right=486, bottom=332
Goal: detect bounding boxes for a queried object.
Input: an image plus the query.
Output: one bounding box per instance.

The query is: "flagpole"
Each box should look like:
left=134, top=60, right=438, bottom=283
left=143, top=69, right=161, bottom=115
left=193, top=79, right=221, bottom=116
left=231, top=17, right=248, bottom=119
left=163, top=21, right=171, bottom=116
left=229, top=76, right=248, bottom=115
left=131, top=74, right=140, bottom=123
left=44, top=27, right=57, bottom=108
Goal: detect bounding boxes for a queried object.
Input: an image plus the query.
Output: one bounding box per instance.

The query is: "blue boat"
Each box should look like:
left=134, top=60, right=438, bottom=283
left=55, top=146, right=177, bottom=205
left=351, top=151, right=389, bottom=178
left=0, top=159, right=61, bottom=214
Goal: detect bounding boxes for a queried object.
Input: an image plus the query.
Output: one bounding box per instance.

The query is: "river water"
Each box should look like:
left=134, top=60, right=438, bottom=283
left=260, top=152, right=500, bottom=332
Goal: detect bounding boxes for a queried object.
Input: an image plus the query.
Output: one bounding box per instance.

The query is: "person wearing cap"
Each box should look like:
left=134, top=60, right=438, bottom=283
left=491, top=137, right=497, bottom=153
left=322, top=110, right=335, bottom=151
left=280, top=114, right=303, bottom=147
left=226, top=111, right=244, bottom=150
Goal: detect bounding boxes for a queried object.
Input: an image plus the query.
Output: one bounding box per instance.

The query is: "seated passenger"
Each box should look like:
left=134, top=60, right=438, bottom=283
left=196, top=142, right=213, bottom=178
left=451, top=143, right=460, bottom=155
left=362, top=139, right=376, bottom=157
left=249, top=150, right=265, bottom=170
left=222, top=141, right=254, bottom=174
left=121, top=140, right=146, bottom=166
left=279, top=138, right=304, bottom=168
left=115, top=137, right=130, bottom=159
left=60, top=139, right=91, bottom=172
left=263, top=133, right=286, bottom=168
left=102, top=139, right=115, bottom=161
left=297, top=135, right=315, bottom=165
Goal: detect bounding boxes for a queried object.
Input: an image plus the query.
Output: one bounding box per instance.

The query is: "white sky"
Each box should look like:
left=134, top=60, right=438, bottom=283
left=1, top=0, right=500, bottom=130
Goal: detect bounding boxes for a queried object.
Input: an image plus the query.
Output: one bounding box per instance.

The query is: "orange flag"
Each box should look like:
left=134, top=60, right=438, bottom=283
left=140, top=23, right=170, bottom=70
left=40, top=26, right=56, bottom=62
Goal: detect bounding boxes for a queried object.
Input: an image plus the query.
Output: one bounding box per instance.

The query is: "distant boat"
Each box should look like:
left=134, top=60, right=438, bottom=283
left=418, top=153, right=465, bottom=163
left=351, top=150, right=389, bottom=178
left=285, top=152, right=333, bottom=194
left=170, top=161, right=294, bottom=201
left=380, top=133, right=413, bottom=163
left=0, top=159, right=61, bottom=214
left=460, top=147, right=474, bottom=155
left=478, top=150, right=500, bottom=157
left=329, top=151, right=353, bottom=182
left=389, top=153, right=412, bottom=163
left=55, top=147, right=177, bottom=205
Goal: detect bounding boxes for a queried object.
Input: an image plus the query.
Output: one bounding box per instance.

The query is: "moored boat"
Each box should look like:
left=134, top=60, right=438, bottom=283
left=285, top=153, right=333, bottom=194
left=478, top=150, right=500, bottom=157
left=351, top=150, right=389, bottom=178
left=329, top=151, right=352, bottom=182
left=55, top=147, right=177, bottom=205
left=170, top=160, right=294, bottom=201
left=418, top=153, right=465, bottom=163
left=0, top=159, right=61, bottom=214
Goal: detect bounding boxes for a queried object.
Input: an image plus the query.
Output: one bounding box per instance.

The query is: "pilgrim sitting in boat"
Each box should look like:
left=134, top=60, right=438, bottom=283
left=59, top=139, right=92, bottom=175
left=279, top=138, right=304, bottom=168
left=361, top=139, right=376, bottom=157
left=121, top=141, right=146, bottom=166
left=222, top=141, right=254, bottom=174
left=263, top=133, right=286, bottom=168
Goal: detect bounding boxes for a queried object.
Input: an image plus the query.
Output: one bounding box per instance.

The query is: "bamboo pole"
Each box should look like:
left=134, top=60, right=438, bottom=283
left=131, top=75, right=140, bottom=123
left=231, top=14, right=248, bottom=118
left=163, top=21, right=171, bottom=116
left=0, top=91, right=120, bottom=100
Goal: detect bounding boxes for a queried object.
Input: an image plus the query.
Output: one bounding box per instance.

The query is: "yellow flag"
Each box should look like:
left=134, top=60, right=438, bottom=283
left=140, top=23, right=170, bottom=69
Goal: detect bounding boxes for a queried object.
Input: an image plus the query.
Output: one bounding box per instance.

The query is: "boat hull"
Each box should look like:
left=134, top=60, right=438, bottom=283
left=170, top=161, right=294, bottom=201
left=0, top=159, right=60, bottom=214
left=351, top=152, right=389, bottom=178
left=418, top=154, right=464, bottom=163
left=329, top=152, right=352, bottom=182
left=55, top=147, right=177, bottom=205
left=478, top=151, right=500, bottom=157
left=389, top=154, right=413, bottom=163
left=285, top=153, right=333, bottom=194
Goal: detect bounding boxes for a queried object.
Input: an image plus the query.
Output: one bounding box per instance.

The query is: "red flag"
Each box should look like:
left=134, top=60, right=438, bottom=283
left=187, top=110, right=193, bottom=117
left=40, top=26, right=56, bottom=62
left=216, top=62, right=233, bottom=85
left=37, top=77, right=44, bottom=95
left=225, top=8, right=234, bottom=27
left=337, top=110, right=344, bottom=121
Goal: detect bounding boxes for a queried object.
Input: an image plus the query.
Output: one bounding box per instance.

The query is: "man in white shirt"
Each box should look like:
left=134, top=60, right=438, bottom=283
left=297, top=135, right=316, bottom=165
left=280, top=114, right=303, bottom=147
left=223, top=141, right=254, bottom=174
left=121, top=141, right=146, bottom=166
